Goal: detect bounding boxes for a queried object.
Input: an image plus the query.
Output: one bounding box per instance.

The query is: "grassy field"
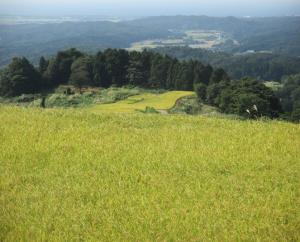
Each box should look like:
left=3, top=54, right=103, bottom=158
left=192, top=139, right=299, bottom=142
left=89, top=91, right=194, bottom=113
left=0, top=106, right=299, bottom=241
left=128, top=30, right=228, bottom=51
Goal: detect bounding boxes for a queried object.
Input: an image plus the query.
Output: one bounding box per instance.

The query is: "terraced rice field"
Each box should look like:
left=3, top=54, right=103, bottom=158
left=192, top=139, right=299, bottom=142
left=89, top=91, right=194, bottom=113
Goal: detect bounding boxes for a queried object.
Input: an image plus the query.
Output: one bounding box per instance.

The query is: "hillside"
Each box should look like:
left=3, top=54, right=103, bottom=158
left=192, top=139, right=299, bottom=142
left=153, top=46, right=300, bottom=80
left=1, top=47, right=296, bottom=121
left=1, top=16, right=299, bottom=67
left=89, top=91, right=194, bottom=113
left=0, top=106, right=299, bottom=241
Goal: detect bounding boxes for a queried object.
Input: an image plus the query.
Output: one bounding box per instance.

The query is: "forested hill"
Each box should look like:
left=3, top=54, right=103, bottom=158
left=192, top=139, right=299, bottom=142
left=128, top=16, right=300, bottom=56
left=0, top=16, right=299, bottom=67
left=152, top=47, right=300, bottom=81
left=0, top=48, right=222, bottom=96
left=2, top=48, right=298, bottom=121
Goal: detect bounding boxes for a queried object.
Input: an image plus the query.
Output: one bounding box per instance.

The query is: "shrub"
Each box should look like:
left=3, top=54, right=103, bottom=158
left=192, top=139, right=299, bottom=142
left=139, top=106, right=160, bottom=114
left=194, top=83, right=207, bottom=102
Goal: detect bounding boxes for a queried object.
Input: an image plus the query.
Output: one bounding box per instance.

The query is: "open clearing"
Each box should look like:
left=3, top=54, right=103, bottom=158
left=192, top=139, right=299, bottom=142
left=89, top=91, right=194, bottom=113
left=127, top=30, right=229, bottom=51
left=0, top=106, right=299, bottom=241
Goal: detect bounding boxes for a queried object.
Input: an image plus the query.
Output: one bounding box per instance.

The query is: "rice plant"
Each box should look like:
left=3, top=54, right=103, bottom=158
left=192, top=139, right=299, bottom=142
left=0, top=106, right=299, bottom=241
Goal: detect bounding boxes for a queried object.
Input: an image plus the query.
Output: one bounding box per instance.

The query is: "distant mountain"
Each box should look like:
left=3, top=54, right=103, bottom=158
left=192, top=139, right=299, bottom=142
left=0, top=15, right=299, bottom=67
left=128, top=16, right=300, bottom=56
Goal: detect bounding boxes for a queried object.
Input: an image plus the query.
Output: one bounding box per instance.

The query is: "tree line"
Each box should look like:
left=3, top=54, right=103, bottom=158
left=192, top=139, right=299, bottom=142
left=195, top=77, right=282, bottom=119
left=1, top=48, right=296, bottom=121
left=0, top=48, right=217, bottom=96
left=153, top=47, right=300, bottom=81
left=276, top=74, right=300, bottom=121
left=194, top=74, right=300, bottom=121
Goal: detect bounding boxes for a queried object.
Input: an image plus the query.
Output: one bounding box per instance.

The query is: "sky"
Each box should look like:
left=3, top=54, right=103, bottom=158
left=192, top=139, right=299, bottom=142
left=0, top=0, right=300, bottom=17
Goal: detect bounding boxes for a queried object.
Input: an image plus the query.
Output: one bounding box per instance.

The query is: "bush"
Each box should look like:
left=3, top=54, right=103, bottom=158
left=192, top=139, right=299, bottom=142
left=196, top=77, right=282, bottom=119
left=194, top=83, right=207, bottom=102
left=138, top=106, right=159, bottom=114
left=291, top=105, right=300, bottom=122
left=15, top=94, right=37, bottom=103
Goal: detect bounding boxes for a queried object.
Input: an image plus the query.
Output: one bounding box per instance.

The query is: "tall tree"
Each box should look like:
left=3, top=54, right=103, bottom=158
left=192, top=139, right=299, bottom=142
left=210, top=68, right=230, bottom=84
left=103, top=49, right=129, bottom=86
left=126, top=60, right=145, bottom=86
left=93, top=52, right=111, bottom=88
left=39, top=56, right=49, bottom=74
left=0, top=57, right=41, bottom=96
left=149, top=54, right=171, bottom=88
left=194, top=64, right=213, bottom=85
left=69, top=57, right=94, bottom=92
left=166, top=59, right=179, bottom=89
left=43, top=48, right=83, bottom=86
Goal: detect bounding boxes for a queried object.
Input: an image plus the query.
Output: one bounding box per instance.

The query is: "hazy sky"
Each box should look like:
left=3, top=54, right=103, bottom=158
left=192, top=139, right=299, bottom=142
left=1, top=0, right=300, bottom=17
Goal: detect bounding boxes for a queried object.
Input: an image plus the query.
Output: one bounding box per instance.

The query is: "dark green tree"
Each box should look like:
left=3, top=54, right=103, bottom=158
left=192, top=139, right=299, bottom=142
left=206, top=81, right=228, bottom=106
left=0, top=57, right=41, bottom=96
left=210, top=68, right=230, bottom=84
left=176, top=61, right=194, bottom=90
left=42, top=58, right=60, bottom=86
left=166, top=59, right=179, bottom=89
left=126, top=60, right=145, bottom=86
left=93, top=52, right=111, bottom=88
left=43, top=48, right=83, bottom=86
left=39, top=56, right=49, bottom=74
left=291, top=104, right=300, bottom=121
left=194, top=63, right=212, bottom=85
left=0, top=69, right=12, bottom=96
left=103, top=49, right=129, bottom=86
left=69, top=57, right=94, bottom=92
left=149, top=54, right=171, bottom=89
left=234, top=93, right=269, bottom=118
left=194, top=83, right=207, bottom=102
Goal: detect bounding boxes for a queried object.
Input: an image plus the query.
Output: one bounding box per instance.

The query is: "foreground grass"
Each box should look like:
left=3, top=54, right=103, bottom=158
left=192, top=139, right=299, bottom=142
left=0, top=107, right=299, bottom=241
left=89, top=91, right=194, bottom=113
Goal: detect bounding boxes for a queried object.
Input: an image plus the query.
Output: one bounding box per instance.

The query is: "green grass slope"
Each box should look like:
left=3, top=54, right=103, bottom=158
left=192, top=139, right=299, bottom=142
left=0, top=107, right=299, bottom=241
